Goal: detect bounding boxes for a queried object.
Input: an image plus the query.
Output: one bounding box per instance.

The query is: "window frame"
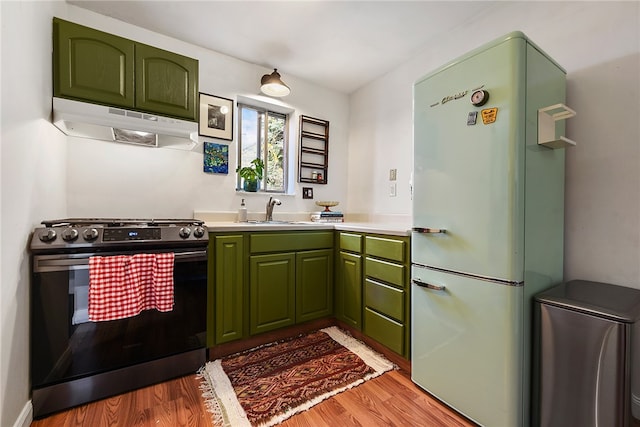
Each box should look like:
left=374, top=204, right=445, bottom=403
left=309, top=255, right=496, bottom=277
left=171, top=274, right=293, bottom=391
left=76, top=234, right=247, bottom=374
left=237, top=103, right=289, bottom=194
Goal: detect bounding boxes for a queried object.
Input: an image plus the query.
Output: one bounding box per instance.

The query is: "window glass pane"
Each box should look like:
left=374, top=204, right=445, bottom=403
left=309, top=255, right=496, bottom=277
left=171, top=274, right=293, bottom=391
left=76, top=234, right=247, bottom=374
left=238, top=103, right=288, bottom=193
left=240, top=107, right=259, bottom=169
left=266, top=114, right=285, bottom=192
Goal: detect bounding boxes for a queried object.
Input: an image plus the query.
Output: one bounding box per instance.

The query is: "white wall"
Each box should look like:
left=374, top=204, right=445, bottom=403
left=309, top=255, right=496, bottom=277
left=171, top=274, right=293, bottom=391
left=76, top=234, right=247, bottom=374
left=1, top=1, right=68, bottom=425
left=62, top=7, right=349, bottom=220
left=2, top=2, right=349, bottom=425
left=2, top=1, right=638, bottom=426
left=348, top=2, right=640, bottom=288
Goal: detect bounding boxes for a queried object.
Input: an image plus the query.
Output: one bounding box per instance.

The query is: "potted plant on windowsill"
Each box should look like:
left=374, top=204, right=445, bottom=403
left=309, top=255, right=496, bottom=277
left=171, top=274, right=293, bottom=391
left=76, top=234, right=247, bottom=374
left=236, top=158, right=264, bottom=192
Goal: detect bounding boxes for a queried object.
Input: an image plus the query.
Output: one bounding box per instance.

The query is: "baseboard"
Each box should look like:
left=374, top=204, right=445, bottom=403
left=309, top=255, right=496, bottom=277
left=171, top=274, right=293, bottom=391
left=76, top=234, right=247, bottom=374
left=12, top=400, right=33, bottom=427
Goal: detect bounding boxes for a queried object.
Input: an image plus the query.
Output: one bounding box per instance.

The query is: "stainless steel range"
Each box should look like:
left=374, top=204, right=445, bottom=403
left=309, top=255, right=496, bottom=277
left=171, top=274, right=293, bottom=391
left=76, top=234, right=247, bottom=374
left=30, top=218, right=208, bottom=418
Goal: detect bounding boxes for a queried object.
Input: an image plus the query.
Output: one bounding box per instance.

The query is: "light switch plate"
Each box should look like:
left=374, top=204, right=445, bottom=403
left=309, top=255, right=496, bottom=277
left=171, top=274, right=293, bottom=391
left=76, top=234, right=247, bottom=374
left=389, top=183, right=397, bottom=197
left=389, top=169, right=397, bottom=181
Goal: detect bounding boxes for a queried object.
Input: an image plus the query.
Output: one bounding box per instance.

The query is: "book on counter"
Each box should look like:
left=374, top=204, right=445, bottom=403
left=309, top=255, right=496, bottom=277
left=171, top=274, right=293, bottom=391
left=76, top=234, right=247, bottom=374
left=310, top=217, right=344, bottom=223
left=310, top=211, right=344, bottom=222
left=311, top=211, right=343, bottom=217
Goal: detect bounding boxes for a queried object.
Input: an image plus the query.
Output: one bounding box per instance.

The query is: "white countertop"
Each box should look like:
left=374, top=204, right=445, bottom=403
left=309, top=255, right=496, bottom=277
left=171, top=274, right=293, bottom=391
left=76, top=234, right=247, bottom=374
left=203, top=221, right=411, bottom=236
left=197, top=211, right=412, bottom=236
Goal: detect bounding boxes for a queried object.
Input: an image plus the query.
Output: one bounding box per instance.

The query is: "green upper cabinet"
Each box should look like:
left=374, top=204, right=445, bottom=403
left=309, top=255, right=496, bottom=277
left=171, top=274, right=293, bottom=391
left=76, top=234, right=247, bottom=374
left=53, top=18, right=198, bottom=121
left=135, top=43, right=198, bottom=120
left=53, top=18, right=135, bottom=108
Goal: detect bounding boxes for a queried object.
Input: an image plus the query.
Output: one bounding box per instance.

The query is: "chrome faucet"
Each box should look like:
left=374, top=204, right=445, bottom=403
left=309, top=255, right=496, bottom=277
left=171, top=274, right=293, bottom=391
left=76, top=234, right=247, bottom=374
left=265, top=196, right=282, bottom=221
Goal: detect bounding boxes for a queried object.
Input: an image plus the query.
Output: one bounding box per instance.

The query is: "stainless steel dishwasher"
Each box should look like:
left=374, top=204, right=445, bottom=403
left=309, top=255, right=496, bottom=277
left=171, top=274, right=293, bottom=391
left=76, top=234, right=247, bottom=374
left=533, top=280, right=640, bottom=427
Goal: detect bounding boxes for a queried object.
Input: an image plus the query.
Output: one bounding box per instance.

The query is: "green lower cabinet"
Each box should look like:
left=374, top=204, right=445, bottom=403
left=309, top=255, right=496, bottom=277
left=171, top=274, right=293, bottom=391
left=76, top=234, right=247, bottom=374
left=363, top=234, right=411, bottom=358
left=211, top=235, right=244, bottom=345
left=296, top=249, right=333, bottom=323
left=364, top=308, right=404, bottom=355
left=335, top=251, right=362, bottom=329
left=250, top=253, right=296, bottom=335
left=363, top=278, right=406, bottom=355
left=364, top=278, right=404, bottom=322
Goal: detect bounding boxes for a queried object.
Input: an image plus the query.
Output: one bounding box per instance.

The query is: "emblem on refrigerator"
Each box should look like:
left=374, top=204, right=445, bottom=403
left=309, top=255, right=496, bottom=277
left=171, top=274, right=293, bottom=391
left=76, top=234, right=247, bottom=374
left=481, top=108, right=498, bottom=124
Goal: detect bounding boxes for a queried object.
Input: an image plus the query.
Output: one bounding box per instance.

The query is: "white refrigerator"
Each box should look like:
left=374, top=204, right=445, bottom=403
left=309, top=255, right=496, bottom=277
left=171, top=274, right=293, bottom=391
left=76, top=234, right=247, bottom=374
left=411, top=32, right=568, bottom=427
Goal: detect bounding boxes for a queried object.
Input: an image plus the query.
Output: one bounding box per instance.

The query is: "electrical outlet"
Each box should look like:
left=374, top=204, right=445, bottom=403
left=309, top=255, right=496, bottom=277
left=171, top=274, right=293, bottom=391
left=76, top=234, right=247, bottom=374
left=389, top=183, right=397, bottom=197
left=389, top=169, right=397, bottom=181
left=302, top=187, right=313, bottom=199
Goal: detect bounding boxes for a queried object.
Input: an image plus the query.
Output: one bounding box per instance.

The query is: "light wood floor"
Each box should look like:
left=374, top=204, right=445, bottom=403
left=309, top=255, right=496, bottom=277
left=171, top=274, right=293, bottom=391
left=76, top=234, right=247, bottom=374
left=31, top=370, right=476, bottom=427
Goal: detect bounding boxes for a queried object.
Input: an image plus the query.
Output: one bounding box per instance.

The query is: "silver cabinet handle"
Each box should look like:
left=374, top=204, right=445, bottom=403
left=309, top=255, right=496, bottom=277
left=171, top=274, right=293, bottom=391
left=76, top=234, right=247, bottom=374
left=412, top=227, right=446, bottom=234
left=412, top=279, right=446, bottom=291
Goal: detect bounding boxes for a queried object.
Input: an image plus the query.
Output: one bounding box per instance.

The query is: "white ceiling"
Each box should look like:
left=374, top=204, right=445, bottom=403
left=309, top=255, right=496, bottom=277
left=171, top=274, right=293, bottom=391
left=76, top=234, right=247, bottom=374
left=68, top=1, right=500, bottom=94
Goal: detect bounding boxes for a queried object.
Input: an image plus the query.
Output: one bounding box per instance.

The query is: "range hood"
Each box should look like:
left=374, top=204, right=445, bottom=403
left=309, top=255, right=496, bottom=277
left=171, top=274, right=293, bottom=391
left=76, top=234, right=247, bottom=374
left=52, top=97, right=199, bottom=150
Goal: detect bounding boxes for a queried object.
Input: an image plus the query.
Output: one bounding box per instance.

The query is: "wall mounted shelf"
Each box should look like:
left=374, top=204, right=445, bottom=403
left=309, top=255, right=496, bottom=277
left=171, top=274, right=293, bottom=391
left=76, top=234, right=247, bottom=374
left=538, top=103, right=576, bottom=149
left=298, top=115, right=329, bottom=184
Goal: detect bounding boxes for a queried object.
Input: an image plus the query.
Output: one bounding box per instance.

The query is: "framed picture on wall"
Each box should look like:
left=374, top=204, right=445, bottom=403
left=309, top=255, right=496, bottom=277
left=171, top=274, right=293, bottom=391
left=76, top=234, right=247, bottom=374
left=198, top=93, right=234, bottom=140
left=203, top=142, right=229, bottom=174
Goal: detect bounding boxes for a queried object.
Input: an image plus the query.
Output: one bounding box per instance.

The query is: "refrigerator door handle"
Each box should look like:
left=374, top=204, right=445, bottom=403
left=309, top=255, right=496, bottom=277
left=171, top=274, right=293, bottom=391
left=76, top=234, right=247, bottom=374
left=412, top=278, right=446, bottom=291
left=412, top=227, right=446, bottom=234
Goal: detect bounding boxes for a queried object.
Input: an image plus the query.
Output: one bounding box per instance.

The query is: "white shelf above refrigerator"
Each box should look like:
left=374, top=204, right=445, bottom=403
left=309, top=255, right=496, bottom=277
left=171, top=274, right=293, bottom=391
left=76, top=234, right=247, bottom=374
left=538, top=103, right=576, bottom=148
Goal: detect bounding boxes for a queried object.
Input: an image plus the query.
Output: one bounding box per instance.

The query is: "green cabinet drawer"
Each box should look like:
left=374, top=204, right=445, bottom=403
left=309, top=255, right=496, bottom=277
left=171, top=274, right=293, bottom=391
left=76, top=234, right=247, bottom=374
left=365, top=236, right=405, bottom=263
left=251, top=232, right=333, bottom=253
left=364, top=307, right=404, bottom=355
left=364, top=279, right=404, bottom=322
left=339, top=232, right=362, bottom=253
left=365, top=257, right=405, bottom=288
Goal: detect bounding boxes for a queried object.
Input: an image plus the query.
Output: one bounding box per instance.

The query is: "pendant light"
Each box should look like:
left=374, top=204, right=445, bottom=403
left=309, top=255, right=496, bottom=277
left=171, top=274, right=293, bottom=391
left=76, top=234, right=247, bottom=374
left=260, top=68, right=290, bottom=97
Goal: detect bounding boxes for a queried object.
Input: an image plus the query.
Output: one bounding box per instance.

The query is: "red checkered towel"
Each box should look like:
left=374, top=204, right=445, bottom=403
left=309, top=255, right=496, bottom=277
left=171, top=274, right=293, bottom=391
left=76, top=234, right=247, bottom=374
left=88, top=253, right=175, bottom=322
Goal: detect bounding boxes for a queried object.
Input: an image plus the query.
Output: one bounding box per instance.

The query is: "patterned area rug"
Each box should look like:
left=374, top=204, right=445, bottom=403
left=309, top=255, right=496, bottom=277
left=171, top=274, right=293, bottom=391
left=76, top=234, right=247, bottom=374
left=198, top=327, right=395, bottom=426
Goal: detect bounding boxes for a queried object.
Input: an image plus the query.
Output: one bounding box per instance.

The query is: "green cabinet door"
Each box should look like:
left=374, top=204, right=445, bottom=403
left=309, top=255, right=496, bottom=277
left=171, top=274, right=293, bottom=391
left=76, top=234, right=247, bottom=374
left=336, top=251, right=362, bottom=329
left=53, top=18, right=135, bottom=108
left=213, top=235, right=244, bottom=345
left=250, top=253, right=296, bottom=335
left=135, top=43, right=198, bottom=121
left=53, top=18, right=198, bottom=121
left=296, top=249, right=333, bottom=323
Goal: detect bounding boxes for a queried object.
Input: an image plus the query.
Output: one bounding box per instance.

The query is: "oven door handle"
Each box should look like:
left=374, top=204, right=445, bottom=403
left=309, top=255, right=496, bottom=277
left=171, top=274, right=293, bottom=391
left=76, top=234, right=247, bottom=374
left=33, top=250, right=207, bottom=272
left=172, top=250, right=208, bottom=262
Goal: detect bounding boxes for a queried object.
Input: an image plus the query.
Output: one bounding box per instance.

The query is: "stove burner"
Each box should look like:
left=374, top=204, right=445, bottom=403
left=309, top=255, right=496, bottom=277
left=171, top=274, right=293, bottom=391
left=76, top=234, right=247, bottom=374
left=30, top=218, right=208, bottom=254
left=41, top=218, right=205, bottom=228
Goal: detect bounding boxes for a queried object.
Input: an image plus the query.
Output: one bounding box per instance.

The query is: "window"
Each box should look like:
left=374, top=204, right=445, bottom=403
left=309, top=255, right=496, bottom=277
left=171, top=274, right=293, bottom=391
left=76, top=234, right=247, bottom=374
left=237, top=103, right=288, bottom=193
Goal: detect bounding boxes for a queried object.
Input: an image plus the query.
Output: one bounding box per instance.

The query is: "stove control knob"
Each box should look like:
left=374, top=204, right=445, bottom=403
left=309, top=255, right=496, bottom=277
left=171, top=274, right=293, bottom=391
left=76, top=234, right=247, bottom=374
left=193, top=226, right=205, bottom=238
left=39, top=228, right=57, bottom=242
left=179, top=227, right=192, bottom=238
left=61, top=227, right=79, bottom=242
left=83, top=228, right=99, bottom=241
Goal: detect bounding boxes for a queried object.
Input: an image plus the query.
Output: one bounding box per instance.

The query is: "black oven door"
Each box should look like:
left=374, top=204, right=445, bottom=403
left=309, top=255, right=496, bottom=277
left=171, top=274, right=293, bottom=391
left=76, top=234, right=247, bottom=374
left=31, top=248, right=207, bottom=389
